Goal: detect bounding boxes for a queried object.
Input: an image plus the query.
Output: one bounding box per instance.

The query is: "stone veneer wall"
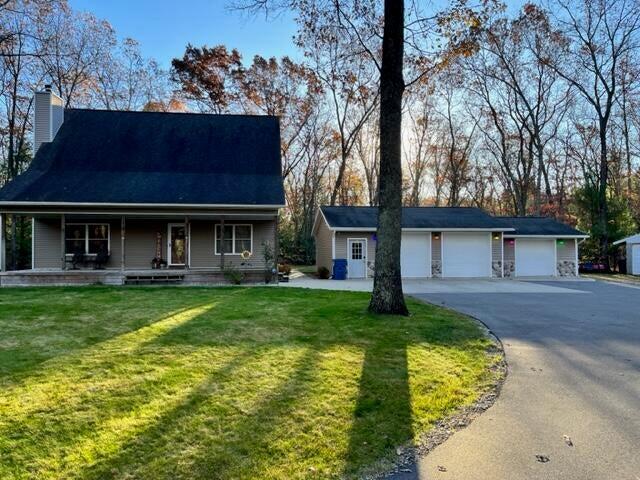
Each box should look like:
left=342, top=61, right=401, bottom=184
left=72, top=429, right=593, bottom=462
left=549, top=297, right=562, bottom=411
left=492, top=233, right=503, bottom=278
left=557, top=239, right=577, bottom=277
left=431, top=233, right=442, bottom=277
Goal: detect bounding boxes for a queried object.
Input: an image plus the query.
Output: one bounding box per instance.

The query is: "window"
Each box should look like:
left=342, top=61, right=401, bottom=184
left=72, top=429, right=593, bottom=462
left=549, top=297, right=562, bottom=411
left=65, top=224, right=110, bottom=255
left=215, top=224, right=253, bottom=255
left=351, top=241, right=363, bottom=260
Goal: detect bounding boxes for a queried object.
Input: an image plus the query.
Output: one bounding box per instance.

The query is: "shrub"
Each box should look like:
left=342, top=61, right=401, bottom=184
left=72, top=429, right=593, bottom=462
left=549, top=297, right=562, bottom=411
left=317, top=266, right=331, bottom=279
left=278, top=263, right=292, bottom=275
left=261, top=241, right=276, bottom=284
left=222, top=264, right=245, bottom=285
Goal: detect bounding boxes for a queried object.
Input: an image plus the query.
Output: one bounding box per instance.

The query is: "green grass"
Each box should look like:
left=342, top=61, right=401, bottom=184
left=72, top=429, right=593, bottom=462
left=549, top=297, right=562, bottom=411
left=584, top=272, right=640, bottom=284
left=0, top=286, right=502, bottom=480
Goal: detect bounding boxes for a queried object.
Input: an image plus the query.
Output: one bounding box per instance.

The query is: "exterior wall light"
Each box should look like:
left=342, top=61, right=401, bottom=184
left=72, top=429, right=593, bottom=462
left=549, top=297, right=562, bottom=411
left=557, top=239, right=565, bottom=245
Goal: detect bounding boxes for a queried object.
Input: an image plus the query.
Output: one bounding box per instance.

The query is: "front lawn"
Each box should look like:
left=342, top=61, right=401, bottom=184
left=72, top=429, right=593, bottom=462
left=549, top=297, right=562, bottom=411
left=0, top=287, right=501, bottom=480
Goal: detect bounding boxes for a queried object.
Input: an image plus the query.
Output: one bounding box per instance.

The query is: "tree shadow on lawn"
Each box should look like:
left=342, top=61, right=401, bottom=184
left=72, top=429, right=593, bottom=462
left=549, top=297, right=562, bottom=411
left=2, top=288, right=492, bottom=479
left=82, top=347, right=323, bottom=480
left=0, top=286, right=225, bottom=382
left=85, top=290, right=484, bottom=479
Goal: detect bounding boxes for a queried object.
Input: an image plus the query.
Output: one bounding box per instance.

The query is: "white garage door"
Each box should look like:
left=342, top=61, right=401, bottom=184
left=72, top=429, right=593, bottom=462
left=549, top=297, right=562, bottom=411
left=442, top=232, right=491, bottom=277
left=401, top=233, right=431, bottom=278
left=515, top=238, right=556, bottom=277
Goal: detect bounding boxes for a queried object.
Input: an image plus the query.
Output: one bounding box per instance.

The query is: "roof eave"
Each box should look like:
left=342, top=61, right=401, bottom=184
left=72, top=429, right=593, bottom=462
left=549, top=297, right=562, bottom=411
left=503, top=234, right=589, bottom=238
left=0, top=201, right=285, bottom=209
left=328, top=226, right=515, bottom=232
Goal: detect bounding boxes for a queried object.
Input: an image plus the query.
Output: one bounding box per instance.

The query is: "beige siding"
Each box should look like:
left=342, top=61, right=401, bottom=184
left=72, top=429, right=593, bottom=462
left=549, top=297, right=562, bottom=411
left=107, top=221, right=122, bottom=268
left=32, top=217, right=275, bottom=271
left=33, top=218, right=61, bottom=269
left=556, top=239, right=576, bottom=261
left=34, top=91, right=63, bottom=152
left=35, top=218, right=122, bottom=269
left=124, top=220, right=166, bottom=269
left=190, top=220, right=215, bottom=268
left=191, top=220, right=276, bottom=270
left=314, top=216, right=334, bottom=271
left=503, top=238, right=515, bottom=277
left=504, top=239, right=515, bottom=262
left=335, top=231, right=376, bottom=277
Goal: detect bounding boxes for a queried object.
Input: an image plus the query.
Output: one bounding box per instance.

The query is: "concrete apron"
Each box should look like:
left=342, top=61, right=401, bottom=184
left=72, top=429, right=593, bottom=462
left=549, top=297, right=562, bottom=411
left=283, top=277, right=590, bottom=294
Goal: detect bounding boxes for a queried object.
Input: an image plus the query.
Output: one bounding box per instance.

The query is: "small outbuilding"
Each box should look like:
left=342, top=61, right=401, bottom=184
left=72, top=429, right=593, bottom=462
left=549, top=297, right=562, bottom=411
left=613, top=234, right=640, bottom=275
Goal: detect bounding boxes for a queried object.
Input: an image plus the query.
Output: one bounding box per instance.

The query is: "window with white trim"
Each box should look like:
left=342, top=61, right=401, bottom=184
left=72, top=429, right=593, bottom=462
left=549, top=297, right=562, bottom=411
left=215, top=224, right=253, bottom=255
left=65, top=224, right=110, bottom=255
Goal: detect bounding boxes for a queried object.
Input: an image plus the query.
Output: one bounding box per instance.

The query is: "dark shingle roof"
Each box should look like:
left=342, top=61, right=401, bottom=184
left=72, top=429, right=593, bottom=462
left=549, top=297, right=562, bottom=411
left=499, top=217, right=587, bottom=236
left=321, top=206, right=510, bottom=230
left=0, top=109, right=284, bottom=206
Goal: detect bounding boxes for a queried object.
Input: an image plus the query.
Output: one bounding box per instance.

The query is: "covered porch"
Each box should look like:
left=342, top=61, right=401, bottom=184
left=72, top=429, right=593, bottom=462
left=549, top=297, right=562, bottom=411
left=0, top=208, right=278, bottom=286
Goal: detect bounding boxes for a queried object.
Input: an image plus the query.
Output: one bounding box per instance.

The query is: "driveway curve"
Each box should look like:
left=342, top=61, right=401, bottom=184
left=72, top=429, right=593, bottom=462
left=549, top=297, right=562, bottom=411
left=405, top=280, right=640, bottom=480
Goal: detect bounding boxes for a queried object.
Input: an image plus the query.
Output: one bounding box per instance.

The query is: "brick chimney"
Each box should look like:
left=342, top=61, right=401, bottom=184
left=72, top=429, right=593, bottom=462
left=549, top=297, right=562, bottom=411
left=33, top=84, right=64, bottom=153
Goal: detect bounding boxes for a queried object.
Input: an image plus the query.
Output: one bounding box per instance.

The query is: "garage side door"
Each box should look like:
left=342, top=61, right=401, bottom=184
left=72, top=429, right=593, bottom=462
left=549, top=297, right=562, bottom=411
left=401, top=233, right=431, bottom=278
left=515, top=238, right=556, bottom=277
left=442, top=232, right=491, bottom=278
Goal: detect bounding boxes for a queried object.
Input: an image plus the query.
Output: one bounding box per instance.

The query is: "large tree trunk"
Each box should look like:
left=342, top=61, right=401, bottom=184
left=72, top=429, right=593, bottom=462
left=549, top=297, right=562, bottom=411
left=598, top=124, right=609, bottom=264
left=369, top=0, right=408, bottom=315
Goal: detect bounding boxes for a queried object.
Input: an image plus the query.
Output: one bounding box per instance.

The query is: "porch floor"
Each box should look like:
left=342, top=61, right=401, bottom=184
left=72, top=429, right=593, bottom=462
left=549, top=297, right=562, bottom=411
left=0, top=268, right=271, bottom=286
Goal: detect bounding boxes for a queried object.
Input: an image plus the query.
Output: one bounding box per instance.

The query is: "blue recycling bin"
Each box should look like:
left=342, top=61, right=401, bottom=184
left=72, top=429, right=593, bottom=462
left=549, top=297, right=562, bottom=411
left=332, top=259, right=348, bottom=280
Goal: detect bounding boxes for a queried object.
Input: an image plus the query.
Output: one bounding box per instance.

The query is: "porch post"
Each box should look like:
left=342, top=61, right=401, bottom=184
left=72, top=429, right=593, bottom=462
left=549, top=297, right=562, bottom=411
left=274, top=213, right=279, bottom=282
left=184, top=216, right=190, bottom=269
left=60, top=214, right=66, bottom=270
left=121, top=216, right=126, bottom=271
left=0, top=213, right=6, bottom=272
left=219, top=216, right=225, bottom=270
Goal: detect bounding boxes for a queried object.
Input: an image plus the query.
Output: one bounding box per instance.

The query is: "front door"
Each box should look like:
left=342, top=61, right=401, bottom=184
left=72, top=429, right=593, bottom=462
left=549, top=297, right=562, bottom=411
left=168, top=224, right=187, bottom=266
left=347, top=238, right=367, bottom=278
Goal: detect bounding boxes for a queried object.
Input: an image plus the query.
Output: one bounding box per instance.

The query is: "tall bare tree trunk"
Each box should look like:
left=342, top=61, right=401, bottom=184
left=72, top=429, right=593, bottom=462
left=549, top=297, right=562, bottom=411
left=598, top=123, right=609, bottom=263
left=369, top=0, right=408, bottom=315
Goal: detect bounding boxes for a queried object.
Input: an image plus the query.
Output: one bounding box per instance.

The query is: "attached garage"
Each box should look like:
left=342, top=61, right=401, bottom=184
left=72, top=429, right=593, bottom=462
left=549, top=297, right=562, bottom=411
left=400, top=232, right=431, bottom=277
left=442, top=232, right=491, bottom=278
left=515, top=238, right=556, bottom=277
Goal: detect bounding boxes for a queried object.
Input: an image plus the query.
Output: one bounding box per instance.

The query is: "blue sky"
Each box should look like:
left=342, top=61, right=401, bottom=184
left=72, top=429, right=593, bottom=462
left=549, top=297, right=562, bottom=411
left=68, top=0, right=300, bottom=67
left=68, top=0, right=527, bottom=69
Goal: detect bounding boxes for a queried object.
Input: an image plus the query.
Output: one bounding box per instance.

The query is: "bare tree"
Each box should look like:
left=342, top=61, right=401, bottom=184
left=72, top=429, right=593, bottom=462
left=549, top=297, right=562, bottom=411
left=540, top=0, right=640, bottom=258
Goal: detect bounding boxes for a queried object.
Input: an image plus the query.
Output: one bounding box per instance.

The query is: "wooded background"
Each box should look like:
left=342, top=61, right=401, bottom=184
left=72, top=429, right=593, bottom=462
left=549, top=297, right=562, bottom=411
left=1, top=0, right=638, bottom=269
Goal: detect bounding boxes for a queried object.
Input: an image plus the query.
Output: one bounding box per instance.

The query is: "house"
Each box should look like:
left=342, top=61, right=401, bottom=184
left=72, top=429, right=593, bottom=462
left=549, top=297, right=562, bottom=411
left=313, top=206, right=587, bottom=279
left=0, top=87, right=284, bottom=286
left=612, top=234, right=640, bottom=275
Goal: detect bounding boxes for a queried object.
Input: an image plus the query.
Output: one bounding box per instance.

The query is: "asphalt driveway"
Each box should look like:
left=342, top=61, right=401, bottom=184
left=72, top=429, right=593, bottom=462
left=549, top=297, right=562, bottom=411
left=403, top=280, right=640, bottom=480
